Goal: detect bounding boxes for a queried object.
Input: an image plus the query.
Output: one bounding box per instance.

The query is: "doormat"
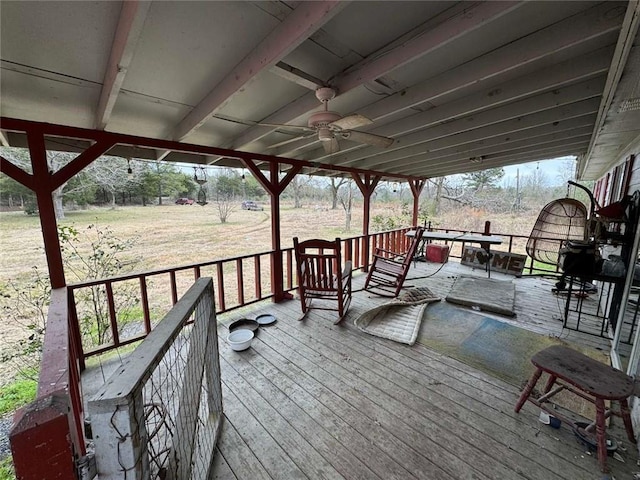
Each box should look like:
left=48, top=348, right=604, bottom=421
left=417, top=302, right=608, bottom=419
left=446, top=274, right=516, bottom=316
left=354, top=287, right=440, bottom=345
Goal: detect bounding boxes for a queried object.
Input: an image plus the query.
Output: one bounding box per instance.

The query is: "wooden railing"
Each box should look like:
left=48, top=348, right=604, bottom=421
left=67, top=227, right=415, bottom=369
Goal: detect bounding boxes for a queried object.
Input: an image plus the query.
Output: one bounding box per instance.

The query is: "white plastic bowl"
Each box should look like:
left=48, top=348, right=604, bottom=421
left=228, top=329, right=254, bottom=351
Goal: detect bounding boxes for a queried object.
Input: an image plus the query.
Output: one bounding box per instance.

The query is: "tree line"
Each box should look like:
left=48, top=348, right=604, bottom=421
left=1, top=147, right=587, bottom=227
left=0, top=149, right=263, bottom=219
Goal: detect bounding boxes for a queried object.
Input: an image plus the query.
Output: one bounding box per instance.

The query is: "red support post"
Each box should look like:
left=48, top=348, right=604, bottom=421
left=409, top=178, right=426, bottom=226
left=28, top=130, right=67, bottom=288
left=11, top=288, right=83, bottom=479
left=244, top=159, right=301, bottom=302
left=10, top=394, right=78, bottom=480
left=352, top=173, right=381, bottom=270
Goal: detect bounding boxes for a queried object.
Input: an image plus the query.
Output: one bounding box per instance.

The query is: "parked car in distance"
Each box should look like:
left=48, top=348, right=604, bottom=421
left=175, top=198, right=195, bottom=205
left=241, top=200, right=264, bottom=211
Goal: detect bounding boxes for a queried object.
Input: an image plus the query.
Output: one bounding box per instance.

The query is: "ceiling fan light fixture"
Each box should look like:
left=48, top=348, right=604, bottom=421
left=318, top=127, right=333, bottom=142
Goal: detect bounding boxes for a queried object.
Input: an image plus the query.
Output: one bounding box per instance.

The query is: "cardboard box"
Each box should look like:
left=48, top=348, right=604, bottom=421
left=426, top=244, right=449, bottom=263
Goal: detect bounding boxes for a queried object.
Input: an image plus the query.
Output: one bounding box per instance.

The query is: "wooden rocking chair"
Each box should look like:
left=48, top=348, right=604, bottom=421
left=293, top=237, right=353, bottom=324
left=364, top=227, right=425, bottom=297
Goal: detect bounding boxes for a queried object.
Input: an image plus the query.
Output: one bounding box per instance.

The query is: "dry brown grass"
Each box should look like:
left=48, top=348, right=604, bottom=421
left=0, top=201, right=540, bottom=384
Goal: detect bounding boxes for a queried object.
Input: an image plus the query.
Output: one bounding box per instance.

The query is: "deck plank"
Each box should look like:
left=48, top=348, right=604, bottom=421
left=243, top=328, right=459, bottom=479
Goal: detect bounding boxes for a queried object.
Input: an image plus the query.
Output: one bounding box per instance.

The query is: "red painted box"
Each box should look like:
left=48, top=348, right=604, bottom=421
left=426, top=244, right=449, bottom=263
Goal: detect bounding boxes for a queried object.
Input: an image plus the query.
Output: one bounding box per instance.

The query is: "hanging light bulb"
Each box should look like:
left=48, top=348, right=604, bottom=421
left=392, top=181, right=398, bottom=193
left=127, top=158, right=133, bottom=177
left=241, top=170, right=246, bottom=183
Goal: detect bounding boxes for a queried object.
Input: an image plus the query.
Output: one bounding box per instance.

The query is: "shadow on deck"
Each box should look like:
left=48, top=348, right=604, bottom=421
left=83, top=260, right=638, bottom=480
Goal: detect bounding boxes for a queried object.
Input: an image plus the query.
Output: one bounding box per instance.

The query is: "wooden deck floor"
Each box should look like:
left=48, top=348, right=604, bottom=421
left=81, top=260, right=639, bottom=479
left=210, top=261, right=639, bottom=480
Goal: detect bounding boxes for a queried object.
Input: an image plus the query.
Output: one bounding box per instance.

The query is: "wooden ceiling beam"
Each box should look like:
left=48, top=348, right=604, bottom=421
left=333, top=1, right=520, bottom=95
left=95, top=0, right=151, bottom=130
left=295, top=47, right=613, bottom=161
left=270, top=62, right=325, bottom=91
left=380, top=124, right=594, bottom=172
left=172, top=1, right=345, bottom=142
left=227, top=1, right=522, bottom=150
left=401, top=142, right=589, bottom=178
left=353, top=109, right=597, bottom=172
left=398, top=134, right=592, bottom=176
left=343, top=79, right=604, bottom=169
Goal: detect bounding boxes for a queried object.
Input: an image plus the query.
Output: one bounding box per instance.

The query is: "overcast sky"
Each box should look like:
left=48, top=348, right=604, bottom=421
left=501, top=155, right=576, bottom=187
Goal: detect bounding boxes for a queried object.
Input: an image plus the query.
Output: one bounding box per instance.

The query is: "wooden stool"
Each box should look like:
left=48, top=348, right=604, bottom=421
left=514, top=345, right=636, bottom=472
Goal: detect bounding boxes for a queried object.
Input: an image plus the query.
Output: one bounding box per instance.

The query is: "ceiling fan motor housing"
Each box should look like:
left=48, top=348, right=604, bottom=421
left=308, top=111, right=342, bottom=129
left=315, top=87, right=336, bottom=103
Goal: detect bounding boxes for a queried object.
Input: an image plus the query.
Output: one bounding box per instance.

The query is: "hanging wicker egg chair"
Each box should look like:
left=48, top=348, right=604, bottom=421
left=526, top=198, right=588, bottom=267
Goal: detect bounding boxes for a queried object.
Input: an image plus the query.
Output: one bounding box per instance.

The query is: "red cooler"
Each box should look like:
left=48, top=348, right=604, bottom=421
left=426, top=244, right=449, bottom=263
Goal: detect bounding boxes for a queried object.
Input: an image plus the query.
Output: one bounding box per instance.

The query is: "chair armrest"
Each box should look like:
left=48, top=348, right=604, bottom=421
left=373, top=251, right=405, bottom=265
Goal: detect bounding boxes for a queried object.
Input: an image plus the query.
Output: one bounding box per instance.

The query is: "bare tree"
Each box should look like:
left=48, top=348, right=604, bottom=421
left=290, top=175, right=314, bottom=208
left=557, top=158, right=578, bottom=185
left=337, top=180, right=355, bottom=232
left=431, top=177, right=445, bottom=215
left=88, top=157, right=132, bottom=209
left=214, top=193, right=235, bottom=223
left=329, top=177, right=348, bottom=209
left=211, top=171, right=239, bottom=223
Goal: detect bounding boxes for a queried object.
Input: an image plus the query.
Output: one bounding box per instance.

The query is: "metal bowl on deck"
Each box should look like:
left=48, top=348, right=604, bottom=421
left=229, top=318, right=260, bottom=334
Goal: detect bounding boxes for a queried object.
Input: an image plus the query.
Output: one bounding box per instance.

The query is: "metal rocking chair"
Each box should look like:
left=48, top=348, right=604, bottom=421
left=364, top=227, right=425, bottom=297
left=293, top=237, right=353, bottom=324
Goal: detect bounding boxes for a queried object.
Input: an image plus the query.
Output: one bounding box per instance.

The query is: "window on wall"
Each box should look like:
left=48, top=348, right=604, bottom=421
left=598, top=155, right=635, bottom=207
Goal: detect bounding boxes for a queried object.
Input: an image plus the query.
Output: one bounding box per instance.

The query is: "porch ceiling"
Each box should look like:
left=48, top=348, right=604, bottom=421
left=1, top=1, right=639, bottom=181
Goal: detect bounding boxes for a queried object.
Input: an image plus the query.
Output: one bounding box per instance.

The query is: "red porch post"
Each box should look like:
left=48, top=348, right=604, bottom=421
left=352, top=173, right=381, bottom=269
left=28, top=130, right=67, bottom=288
left=1, top=128, right=114, bottom=480
left=10, top=290, right=84, bottom=480
left=409, top=178, right=426, bottom=227
left=244, top=159, right=301, bottom=301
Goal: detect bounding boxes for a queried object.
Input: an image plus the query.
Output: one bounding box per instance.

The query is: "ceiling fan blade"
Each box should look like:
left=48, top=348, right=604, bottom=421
left=322, top=137, right=340, bottom=154
left=343, top=130, right=394, bottom=148
left=267, top=134, right=311, bottom=150
left=258, top=122, right=314, bottom=133
left=329, top=114, right=372, bottom=131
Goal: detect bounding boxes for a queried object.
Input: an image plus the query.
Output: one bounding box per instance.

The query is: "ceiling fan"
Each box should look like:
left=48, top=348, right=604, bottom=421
left=261, top=87, right=394, bottom=154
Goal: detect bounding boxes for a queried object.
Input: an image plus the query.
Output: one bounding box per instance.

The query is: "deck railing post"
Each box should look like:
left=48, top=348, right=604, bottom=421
left=10, top=288, right=84, bottom=480
left=10, top=392, right=78, bottom=480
